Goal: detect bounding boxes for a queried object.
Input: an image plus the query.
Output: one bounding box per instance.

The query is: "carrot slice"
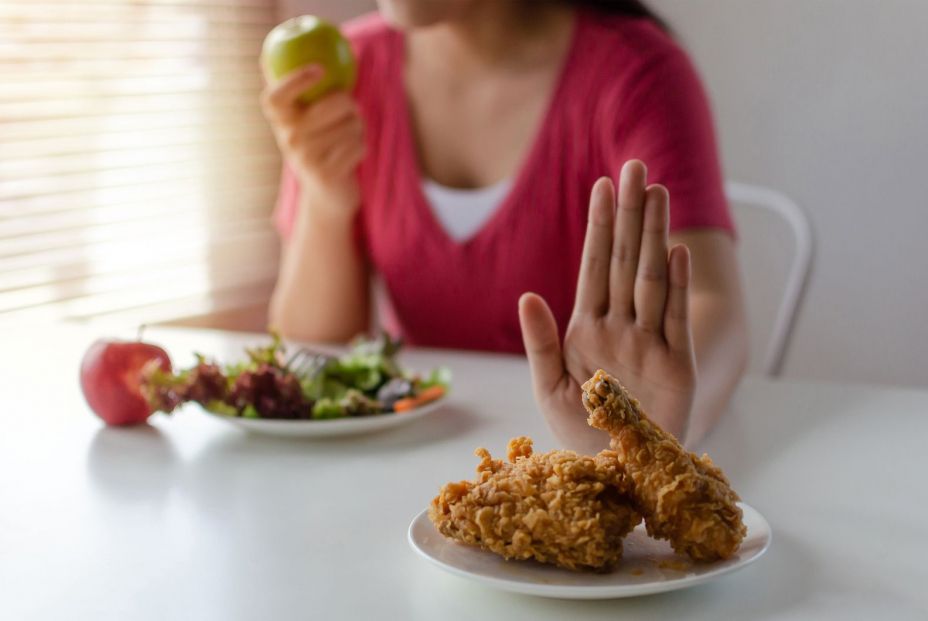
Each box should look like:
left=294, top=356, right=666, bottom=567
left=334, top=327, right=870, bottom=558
left=417, top=385, right=446, bottom=402
left=393, top=385, right=446, bottom=413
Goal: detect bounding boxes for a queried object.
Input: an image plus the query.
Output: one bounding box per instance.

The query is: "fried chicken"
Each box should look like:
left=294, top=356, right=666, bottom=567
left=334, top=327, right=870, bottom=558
left=428, top=437, right=641, bottom=572
left=582, top=369, right=746, bottom=561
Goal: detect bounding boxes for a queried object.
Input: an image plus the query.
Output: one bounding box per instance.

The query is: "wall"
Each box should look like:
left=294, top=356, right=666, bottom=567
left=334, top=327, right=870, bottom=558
left=278, top=0, right=374, bottom=22
left=649, top=0, right=927, bottom=386
left=278, top=0, right=927, bottom=387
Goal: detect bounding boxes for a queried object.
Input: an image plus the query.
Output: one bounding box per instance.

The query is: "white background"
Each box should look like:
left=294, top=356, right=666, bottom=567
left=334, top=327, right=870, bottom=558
left=281, top=0, right=928, bottom=387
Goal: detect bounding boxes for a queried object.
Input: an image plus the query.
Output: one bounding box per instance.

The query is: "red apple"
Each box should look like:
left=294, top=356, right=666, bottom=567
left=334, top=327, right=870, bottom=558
left=80, top=339, right=171, bottom=426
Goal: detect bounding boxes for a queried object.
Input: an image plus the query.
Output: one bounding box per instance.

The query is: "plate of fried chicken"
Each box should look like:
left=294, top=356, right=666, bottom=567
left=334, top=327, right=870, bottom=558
left=408, top=370, right=771, bottom=599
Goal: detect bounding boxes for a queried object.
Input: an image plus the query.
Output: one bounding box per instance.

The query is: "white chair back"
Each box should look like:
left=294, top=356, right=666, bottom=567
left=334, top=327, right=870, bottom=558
left=726, top=181, right=813, bottom=376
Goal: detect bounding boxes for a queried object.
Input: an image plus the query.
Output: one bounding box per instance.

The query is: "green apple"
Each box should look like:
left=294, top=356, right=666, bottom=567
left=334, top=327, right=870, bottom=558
left=262, top=15, right=357, bottom=104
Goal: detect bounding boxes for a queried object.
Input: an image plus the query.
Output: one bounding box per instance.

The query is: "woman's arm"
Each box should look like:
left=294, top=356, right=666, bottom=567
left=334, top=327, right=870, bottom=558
left=260, top=65, right=370, bottom=342
left=269, top=181, right=370, bottom=343
left=669, top=230, right=748, bottom=445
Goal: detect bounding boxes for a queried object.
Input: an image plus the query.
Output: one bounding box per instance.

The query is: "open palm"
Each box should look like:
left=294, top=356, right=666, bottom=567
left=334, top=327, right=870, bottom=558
left=518, top=160, right=696, bottom=453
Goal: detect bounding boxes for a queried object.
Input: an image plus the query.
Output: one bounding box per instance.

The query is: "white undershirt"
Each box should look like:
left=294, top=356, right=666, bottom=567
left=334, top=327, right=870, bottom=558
left=422, top=177, right=513, bottom=241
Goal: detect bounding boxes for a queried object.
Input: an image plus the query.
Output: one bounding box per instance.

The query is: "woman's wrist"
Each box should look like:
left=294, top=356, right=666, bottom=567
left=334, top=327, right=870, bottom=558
left=293, top=175, right=361, bottom=232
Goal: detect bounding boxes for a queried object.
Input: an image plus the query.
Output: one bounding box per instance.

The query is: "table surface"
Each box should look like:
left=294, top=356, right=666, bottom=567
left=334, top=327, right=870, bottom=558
left=1, top=325, right=926, bottom=620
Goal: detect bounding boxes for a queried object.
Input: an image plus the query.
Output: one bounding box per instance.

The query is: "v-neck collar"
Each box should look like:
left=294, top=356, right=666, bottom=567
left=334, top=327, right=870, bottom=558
left=391, top=10, right=584, bottom=250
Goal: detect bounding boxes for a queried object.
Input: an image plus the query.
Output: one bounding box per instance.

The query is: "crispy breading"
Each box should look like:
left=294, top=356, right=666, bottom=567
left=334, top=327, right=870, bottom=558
left=582, top=369, right=746, bottom=561
left=428, top=437, right=641, bottom=571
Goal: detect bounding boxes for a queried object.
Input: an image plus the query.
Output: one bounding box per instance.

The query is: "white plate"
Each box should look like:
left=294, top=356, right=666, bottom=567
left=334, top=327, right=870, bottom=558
left=408, top=502, right=771, bottom=599
left=198, top=397, right=446, bottom=437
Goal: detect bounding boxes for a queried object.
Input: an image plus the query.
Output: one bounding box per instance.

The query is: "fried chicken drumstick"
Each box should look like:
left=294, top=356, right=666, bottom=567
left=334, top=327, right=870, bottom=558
left=428, top=437, right=641, bottom=571
left=582, top=369, right=746, bottom=561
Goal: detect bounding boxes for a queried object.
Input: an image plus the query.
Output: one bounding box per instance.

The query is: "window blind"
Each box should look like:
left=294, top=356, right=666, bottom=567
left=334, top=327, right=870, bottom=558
left=0, top=0, right=282, bottom=329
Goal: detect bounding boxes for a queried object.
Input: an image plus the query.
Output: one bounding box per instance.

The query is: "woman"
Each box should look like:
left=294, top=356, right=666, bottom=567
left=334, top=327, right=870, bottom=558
left=261, top=0, right=748, bottom=450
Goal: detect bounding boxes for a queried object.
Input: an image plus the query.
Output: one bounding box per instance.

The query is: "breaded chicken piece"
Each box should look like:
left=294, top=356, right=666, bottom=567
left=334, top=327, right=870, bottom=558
left=582, top=369, right=746, bottom=561
left=428, top=437, right=641, bottom=571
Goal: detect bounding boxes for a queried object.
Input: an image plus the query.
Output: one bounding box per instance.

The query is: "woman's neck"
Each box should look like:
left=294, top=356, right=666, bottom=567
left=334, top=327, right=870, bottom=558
left=408, top=2, right=576, bottom=77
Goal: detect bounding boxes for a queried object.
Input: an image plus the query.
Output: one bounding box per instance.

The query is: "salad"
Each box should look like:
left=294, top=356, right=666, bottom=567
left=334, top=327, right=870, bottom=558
left=142, top=334, right=450, bottom=421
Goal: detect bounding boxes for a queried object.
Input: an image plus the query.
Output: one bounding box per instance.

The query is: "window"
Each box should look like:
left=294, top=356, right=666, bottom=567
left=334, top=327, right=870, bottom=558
left=0, top=0, right=282, bottom=330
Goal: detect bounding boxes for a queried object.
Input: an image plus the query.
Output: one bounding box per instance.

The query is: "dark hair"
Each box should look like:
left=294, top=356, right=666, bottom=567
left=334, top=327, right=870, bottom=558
left=561, top=0, right=665, bottom=28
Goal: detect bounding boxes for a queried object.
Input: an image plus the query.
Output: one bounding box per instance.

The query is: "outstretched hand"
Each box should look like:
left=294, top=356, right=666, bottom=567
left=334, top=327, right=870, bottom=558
left=518, top=160, right=697, bottom=453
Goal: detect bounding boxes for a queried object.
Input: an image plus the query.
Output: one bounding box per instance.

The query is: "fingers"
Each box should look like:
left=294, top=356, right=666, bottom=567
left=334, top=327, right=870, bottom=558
left=610, top=160, right=648, bottom=316
left=576, top=162, right=678, bottom=336
left=573, top=178, right=616, bottom=317
left=519, top=293, right=566, bottom=397
left=663, top=244, right=693, bottom=354
left=633, top=184, right=670, bottom=332
left=262, top=75, right=364, bottom=182
left=299, top=112, right=363, bottom=163
left=277, top=92, right=359, bottom=154
left=260, top=65, right=324, bottom=122
left=301, top=91, right=358, bottom=134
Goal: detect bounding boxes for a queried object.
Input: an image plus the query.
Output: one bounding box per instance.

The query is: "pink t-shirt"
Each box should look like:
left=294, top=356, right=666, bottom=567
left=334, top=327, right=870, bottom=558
left=276, top=10, right=733, bottom=354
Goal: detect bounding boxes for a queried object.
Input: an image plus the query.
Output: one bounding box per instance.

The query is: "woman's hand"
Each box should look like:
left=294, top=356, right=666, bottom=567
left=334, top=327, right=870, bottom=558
left=260, top=65, right=365, bottom=215
left=518, top=160, right=697, bottom=453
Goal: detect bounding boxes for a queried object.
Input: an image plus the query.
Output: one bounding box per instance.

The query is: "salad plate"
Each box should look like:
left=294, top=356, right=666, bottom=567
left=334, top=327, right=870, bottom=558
left=143, top=333, right=450, bottom=435
left=198, top=396, right=446, bottom=437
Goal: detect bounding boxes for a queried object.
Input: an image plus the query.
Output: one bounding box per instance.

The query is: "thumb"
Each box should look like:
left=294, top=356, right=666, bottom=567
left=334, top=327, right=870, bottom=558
left=518, top=292, right=566, bottom=397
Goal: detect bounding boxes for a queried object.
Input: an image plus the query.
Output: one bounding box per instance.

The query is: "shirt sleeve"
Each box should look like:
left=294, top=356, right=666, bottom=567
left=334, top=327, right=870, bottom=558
left=604, top=47, right=734, bottom=235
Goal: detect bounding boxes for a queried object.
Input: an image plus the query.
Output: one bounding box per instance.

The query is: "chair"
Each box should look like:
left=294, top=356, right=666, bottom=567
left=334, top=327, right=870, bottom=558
left=725, top=181, right=813, bottom=377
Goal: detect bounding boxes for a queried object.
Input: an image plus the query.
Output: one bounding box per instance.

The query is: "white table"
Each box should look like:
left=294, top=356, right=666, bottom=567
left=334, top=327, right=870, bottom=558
left=2, top=325, right=926, bottom=620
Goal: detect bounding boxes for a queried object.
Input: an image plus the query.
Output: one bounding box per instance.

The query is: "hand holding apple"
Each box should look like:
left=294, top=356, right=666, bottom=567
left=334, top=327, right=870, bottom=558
left=260, top=16, right=364, bottom=207
left=262, top=15, right=357, bottom=104
left=80, top=339, right=171, bottom=426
